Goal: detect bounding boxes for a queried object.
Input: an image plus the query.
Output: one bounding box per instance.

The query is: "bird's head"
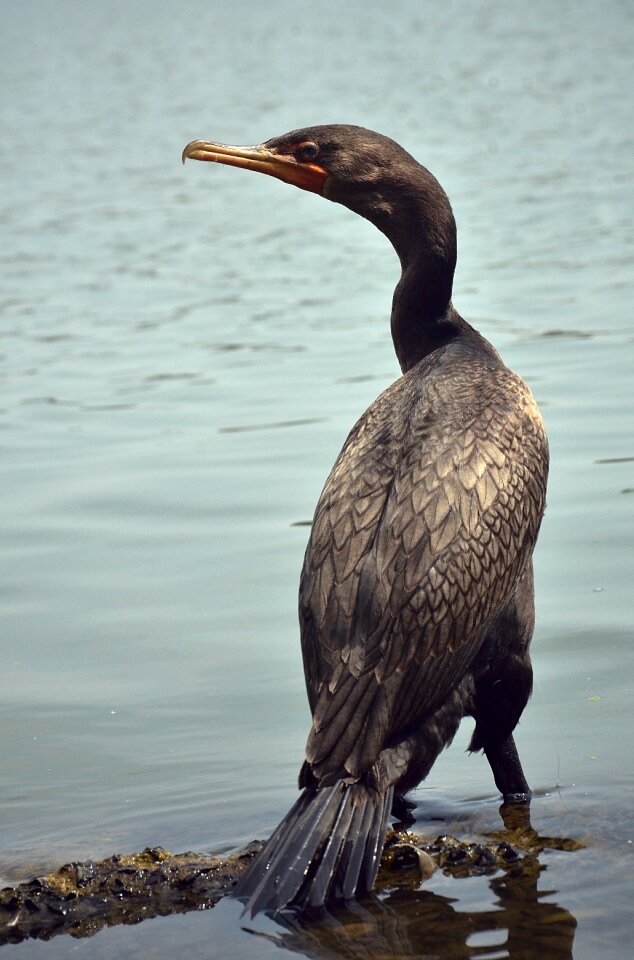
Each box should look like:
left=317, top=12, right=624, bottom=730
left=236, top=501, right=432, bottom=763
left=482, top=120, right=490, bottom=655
left=182, top=124, right=454, bottom=265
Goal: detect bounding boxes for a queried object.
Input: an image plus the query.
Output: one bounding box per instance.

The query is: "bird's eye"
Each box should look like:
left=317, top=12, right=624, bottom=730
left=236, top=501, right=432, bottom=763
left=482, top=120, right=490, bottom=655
left=299, top=142, right=319, bottom=161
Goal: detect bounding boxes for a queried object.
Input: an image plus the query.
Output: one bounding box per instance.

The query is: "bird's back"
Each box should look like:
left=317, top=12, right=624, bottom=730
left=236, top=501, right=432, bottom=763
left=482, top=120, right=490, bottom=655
left=299, top=335, right=548, bottom=787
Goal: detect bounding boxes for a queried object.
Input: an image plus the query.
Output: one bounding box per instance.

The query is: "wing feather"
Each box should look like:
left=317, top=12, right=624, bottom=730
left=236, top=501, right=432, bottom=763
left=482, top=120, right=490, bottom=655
left=299, top=346, right=548, bottom=782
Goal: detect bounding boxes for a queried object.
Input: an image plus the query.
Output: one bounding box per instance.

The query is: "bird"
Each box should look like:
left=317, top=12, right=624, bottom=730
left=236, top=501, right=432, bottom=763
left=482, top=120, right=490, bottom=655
left=182, top=125, right=549, bottom=917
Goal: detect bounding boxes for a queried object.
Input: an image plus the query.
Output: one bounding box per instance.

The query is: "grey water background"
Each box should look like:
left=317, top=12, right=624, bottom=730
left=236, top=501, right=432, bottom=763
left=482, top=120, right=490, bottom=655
left=1, top=0, right=633, bottom=956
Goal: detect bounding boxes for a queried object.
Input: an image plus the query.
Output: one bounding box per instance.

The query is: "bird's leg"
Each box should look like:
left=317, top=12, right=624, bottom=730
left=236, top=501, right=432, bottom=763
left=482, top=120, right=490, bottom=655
left=471, top=570, right=536, bottom=804
left=391, top=793, right=417, bottom=827
left=484, top=733, right=531, bottom=804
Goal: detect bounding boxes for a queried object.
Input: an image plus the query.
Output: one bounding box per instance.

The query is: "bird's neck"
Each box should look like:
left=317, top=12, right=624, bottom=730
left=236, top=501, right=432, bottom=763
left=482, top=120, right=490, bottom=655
left=390, top=248, right=465, bottom=373
left=373, top=176, right=465, bottom=373
left=336, top=162, right=476, bottom=371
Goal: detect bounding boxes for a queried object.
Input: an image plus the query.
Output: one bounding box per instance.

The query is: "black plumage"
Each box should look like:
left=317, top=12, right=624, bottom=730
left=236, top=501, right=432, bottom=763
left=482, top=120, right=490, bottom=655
left=182, top=125, right=549, bottom=916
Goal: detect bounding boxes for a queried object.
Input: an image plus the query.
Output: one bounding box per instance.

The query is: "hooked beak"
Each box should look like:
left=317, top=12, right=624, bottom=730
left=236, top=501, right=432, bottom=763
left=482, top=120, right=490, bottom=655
left=182, top=140, right=328, bottom=195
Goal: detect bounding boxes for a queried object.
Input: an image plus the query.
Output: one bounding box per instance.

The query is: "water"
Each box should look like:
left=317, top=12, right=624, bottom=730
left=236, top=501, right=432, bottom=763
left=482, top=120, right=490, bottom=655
left=1, top=0, right=633, bottom=956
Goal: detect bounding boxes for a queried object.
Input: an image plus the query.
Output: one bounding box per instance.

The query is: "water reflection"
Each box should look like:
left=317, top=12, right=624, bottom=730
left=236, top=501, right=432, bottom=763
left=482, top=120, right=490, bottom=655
left=255, top=877, right=576, bottom=960
left=247, top=806, right=579, bottom=960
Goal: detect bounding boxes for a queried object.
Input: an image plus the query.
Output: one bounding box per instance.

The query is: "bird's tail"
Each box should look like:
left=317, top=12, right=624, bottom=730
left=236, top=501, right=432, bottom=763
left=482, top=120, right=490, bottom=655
left=233, top=780, right=394, bottom=917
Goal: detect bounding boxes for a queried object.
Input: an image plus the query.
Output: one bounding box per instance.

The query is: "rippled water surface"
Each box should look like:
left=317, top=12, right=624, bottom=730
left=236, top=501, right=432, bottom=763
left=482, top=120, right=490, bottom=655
left=1, top=0, right=633, bottom=957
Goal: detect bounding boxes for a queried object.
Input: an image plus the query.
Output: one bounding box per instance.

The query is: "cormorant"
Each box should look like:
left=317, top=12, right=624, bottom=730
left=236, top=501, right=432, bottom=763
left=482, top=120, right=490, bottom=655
left=182, top=125, right=549, bottom=916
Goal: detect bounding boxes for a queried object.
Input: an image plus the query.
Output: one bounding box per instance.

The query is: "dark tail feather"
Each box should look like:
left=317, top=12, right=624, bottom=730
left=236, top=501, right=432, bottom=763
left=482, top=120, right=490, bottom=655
left=233, top=781, right=393, bottom=917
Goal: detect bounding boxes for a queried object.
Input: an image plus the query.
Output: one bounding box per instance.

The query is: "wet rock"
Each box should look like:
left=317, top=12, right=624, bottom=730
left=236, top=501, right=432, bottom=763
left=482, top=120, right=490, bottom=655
left=0, top=827, right=574, bottom=946
left=0, top=844, right=262, bottom=946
